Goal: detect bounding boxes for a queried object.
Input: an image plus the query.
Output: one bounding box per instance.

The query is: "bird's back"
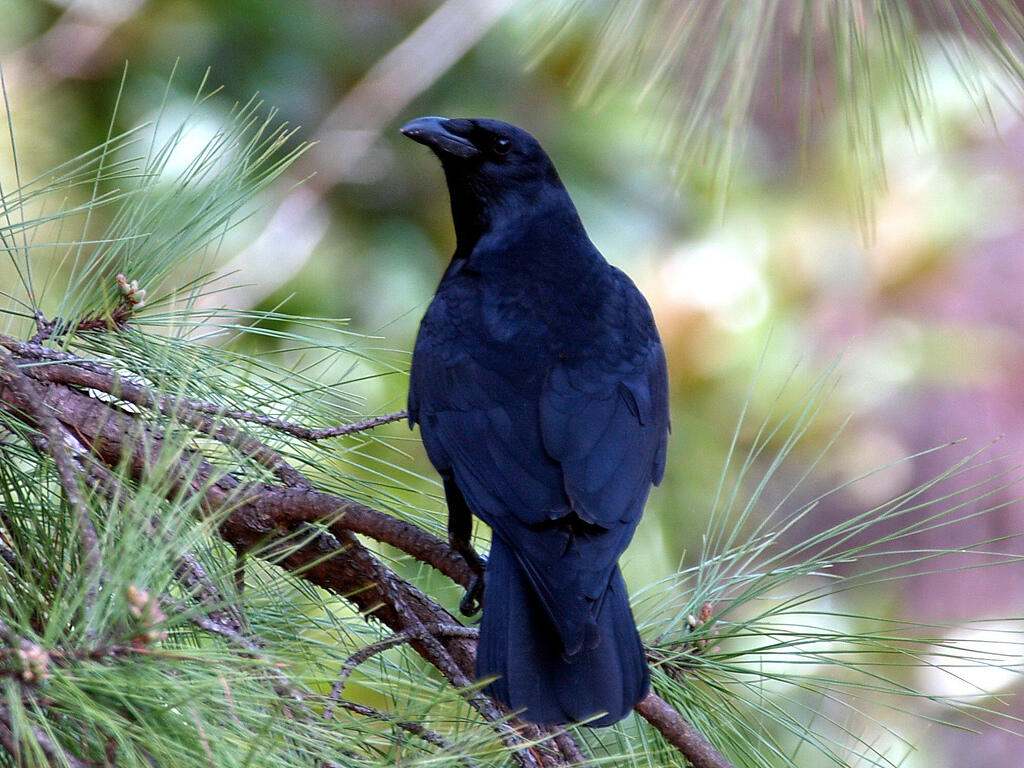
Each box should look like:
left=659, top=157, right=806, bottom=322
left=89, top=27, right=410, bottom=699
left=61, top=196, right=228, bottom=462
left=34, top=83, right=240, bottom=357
left=411, top=242, right=668, bottom=635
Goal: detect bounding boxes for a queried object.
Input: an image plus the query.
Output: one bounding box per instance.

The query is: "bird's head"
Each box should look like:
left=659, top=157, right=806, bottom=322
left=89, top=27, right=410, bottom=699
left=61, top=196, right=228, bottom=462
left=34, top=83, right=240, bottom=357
left=400, top=116, right=556, bottom=182
left=400, top=117, right=574, bottom=248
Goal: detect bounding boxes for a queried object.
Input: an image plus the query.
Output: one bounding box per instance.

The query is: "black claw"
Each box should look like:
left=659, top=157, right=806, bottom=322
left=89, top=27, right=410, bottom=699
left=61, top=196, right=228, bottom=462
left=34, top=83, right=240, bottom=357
left=459, top=573, right=485, bottom=616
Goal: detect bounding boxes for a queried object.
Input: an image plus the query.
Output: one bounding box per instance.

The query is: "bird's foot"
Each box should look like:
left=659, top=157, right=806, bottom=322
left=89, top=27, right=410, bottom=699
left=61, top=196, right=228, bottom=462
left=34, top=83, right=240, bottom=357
left=458, top=554, right=487, bottom=617
left=459, top=576, right=484, bottom=617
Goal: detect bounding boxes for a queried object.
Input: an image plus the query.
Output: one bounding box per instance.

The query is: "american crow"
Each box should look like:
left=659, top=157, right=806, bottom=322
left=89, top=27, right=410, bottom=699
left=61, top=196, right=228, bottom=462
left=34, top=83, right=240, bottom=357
left=402, top=116, right=670, bottom=727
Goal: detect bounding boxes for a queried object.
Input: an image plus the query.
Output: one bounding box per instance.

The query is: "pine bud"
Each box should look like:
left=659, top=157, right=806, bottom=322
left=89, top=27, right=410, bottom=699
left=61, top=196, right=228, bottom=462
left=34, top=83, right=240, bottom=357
left=698, top=602, right=712, bottom=623
left=17, top=643, right=50, bottom=683
left=127, top=584, right=148, bottom=617
left=127, top=585, right=167, bottom=644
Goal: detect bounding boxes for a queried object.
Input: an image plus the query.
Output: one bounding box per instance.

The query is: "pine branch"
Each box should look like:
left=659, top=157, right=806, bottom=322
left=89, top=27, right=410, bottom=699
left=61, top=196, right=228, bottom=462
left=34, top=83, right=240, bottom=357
left=0, top=338, right=732, bottom=768
left=0, top=352, right=104, bottom=628
left=55, top=424, right=247, bottom=636
left=1, top=335, right=473, bottom=584
left=324, top=623, right=480, bottom=717
left=170, top=408, right=410, bottom=442
left=635, top=693, right=732, bottom=768
left=332, top=699, right=478, bottom=767
left=0, top=351, right=567, bottom=768
left=15, top=355, right=306, bottom=487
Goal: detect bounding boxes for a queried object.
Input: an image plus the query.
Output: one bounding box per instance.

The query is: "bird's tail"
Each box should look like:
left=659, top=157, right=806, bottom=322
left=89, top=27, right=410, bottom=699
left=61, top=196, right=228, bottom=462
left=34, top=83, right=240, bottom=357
left=476, top=535, right=649, bottom=727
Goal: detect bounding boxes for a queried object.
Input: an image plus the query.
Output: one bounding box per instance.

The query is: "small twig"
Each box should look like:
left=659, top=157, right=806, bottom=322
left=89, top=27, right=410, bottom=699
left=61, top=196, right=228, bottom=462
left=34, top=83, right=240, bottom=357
left=333, top=699, right=478, bottom=768
left=324, top=623, right=479, bottom=717
left=4, top=331, right=405, bottom=442
left=30, top=278, right=143, bottom=345
left=20, top=359, right=307, bottom=487
left=164, top=598, right=311, bottom=717
left=162, top=406, right=409, bottom=441
left=0, top=354, right=103, bottom=625
left=173, top=550, right=246, bottom=636
left=0, top=336, right=116, bottom=375
left=170, top=601, right=261, bottom=654
left=29, top=304, right=135, bottom=345
left=30, top=309, right=50, bottom=344
left=0, top=640, right=148, bottom=672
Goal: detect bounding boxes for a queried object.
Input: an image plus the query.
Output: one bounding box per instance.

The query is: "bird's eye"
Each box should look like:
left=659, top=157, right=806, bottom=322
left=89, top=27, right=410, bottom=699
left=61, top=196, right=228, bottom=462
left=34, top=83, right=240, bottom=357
left=492, top=137, right=511, bottom=156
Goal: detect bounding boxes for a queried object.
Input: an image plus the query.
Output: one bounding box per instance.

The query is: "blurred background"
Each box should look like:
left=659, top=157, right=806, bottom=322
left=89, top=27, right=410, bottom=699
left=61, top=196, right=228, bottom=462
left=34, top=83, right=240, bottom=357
left=2, top=0, right=1024, bottom=764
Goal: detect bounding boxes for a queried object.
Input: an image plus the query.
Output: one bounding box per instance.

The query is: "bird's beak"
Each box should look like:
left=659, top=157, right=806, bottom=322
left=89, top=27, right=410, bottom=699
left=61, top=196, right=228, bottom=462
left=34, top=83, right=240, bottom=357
left=400, top=116, right=480, bottom=159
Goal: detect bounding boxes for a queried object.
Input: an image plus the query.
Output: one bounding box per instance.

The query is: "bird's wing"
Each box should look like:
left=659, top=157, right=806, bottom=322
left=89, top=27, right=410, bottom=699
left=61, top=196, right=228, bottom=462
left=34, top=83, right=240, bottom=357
left=409, top=291, right=570, bottom=525
left=539, top=276, right=670, bottom=531
left=410, top=273, right=669, bottom=652
left=531, top=319, right=668, bottom=654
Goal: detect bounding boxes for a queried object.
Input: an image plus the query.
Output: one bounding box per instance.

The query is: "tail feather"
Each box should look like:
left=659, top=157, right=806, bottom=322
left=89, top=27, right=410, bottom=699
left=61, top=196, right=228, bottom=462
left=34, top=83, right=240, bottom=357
left=477, top=536, right=648, bottom=727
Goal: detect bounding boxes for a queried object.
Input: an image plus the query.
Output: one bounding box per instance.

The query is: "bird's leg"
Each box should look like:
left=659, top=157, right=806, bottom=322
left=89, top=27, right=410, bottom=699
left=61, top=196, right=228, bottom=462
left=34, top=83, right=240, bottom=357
left=445, top=486, right=487, bottom=616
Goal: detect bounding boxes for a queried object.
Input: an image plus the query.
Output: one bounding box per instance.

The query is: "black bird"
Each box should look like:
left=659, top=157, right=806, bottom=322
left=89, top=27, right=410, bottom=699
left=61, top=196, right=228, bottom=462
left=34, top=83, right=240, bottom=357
left=402, top=116, right=670, bottom=727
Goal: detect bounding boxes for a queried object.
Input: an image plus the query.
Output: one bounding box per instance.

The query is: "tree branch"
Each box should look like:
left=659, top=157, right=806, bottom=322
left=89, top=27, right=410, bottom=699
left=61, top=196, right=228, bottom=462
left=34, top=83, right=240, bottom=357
left=0, top=344, right=730, bottom=768
left=634, top=693, right=732, bottom=768
left=0, top=338, right=474, bottom=586
left=325, top=622, right=480, bottom=717
left=2, top=333, right=404, bottom=463
left=19, top=358, right=306, bottom=487
left=171, top=407, right=410, bottom=441
left=0, top=353, right=103, bottom=626
left=333, top=699, right=479, bottom=767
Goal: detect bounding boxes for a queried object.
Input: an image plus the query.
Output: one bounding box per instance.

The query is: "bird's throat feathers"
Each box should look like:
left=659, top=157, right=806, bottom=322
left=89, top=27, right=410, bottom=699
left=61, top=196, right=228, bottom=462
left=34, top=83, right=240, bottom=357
left=442, top=166, right=593, bottom=270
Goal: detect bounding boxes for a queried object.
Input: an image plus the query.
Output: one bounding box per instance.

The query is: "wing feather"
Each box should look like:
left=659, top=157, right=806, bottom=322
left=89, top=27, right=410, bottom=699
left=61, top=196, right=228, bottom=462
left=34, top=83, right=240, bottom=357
left=540, top=340, right=669, bottom=527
